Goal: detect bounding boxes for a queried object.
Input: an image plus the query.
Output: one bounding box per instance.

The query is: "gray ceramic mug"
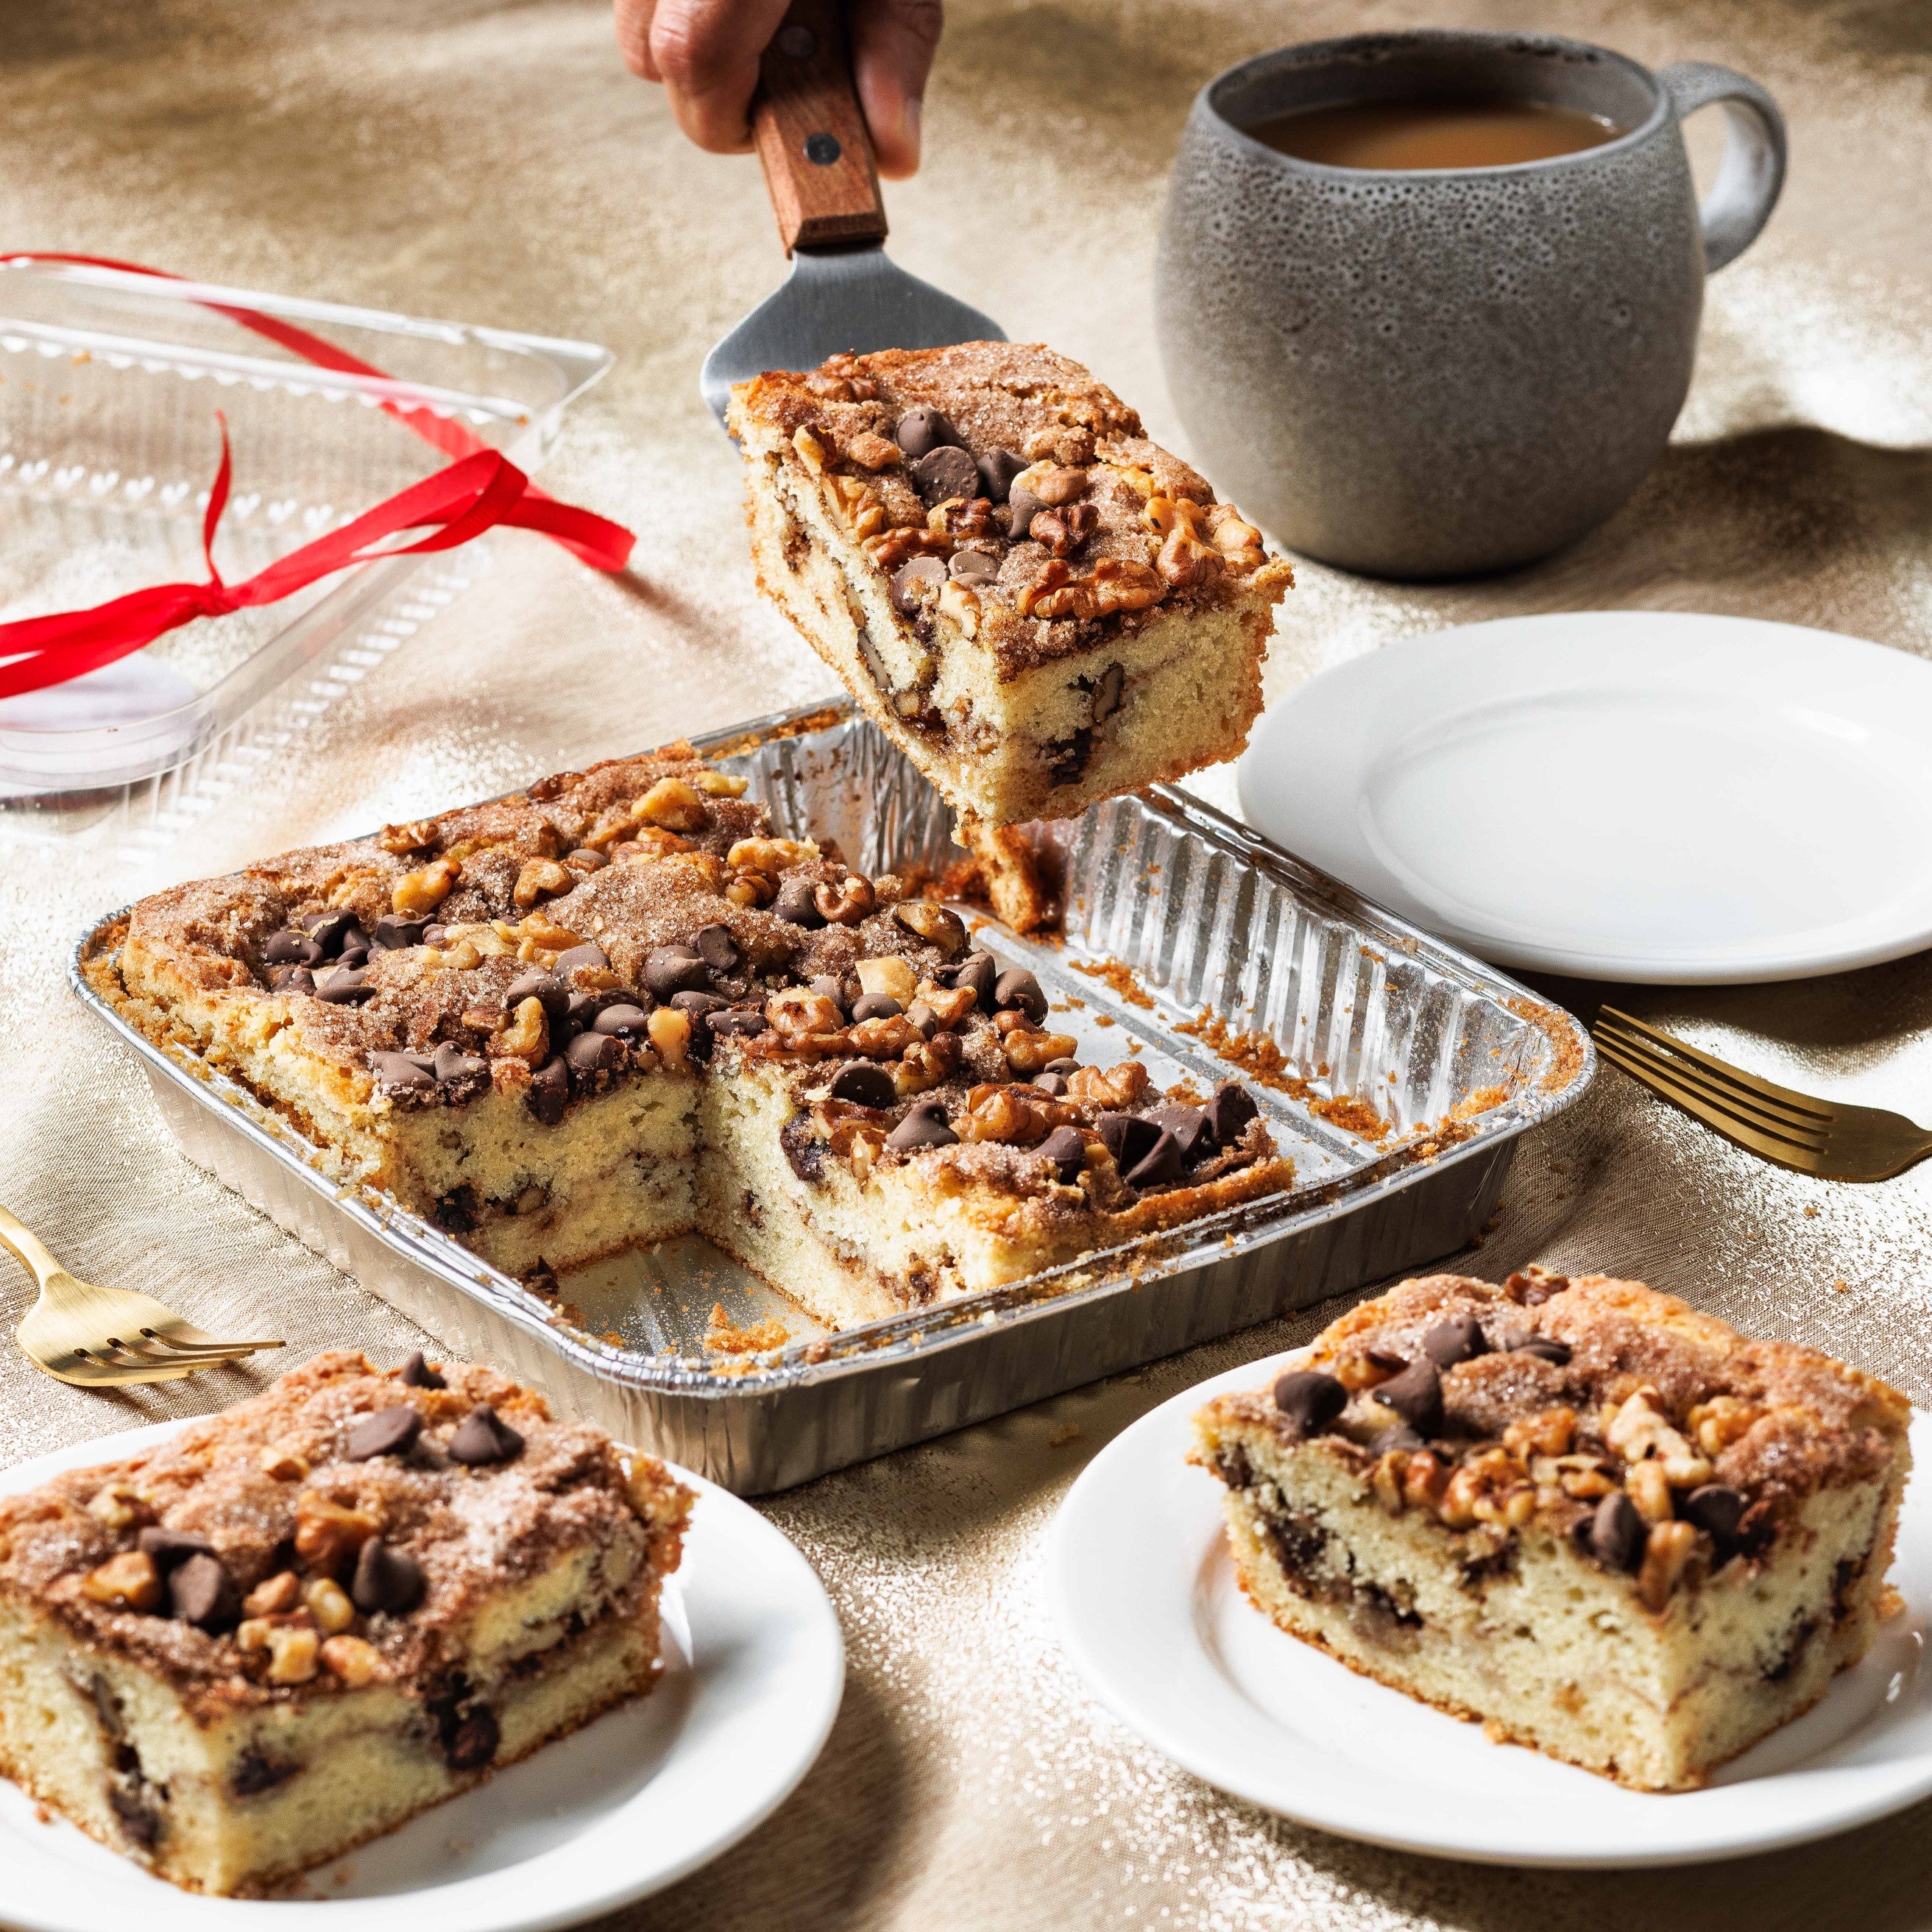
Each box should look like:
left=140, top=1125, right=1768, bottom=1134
left=1156, top=31, right=1786, bottom=578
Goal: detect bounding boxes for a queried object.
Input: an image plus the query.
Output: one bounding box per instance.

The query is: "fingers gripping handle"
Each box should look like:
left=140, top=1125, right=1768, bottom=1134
left=1659, top=62, right=1788, bottom=274
left=752, top=0, right=889, bottom=255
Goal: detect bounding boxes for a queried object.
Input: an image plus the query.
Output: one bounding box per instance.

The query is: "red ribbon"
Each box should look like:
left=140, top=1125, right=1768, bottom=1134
left=0, top=252, right=635, bottom=701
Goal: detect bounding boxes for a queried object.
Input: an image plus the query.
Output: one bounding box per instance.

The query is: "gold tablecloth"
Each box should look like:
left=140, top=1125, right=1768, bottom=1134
left=4, top=1, right=1932, bottom=1925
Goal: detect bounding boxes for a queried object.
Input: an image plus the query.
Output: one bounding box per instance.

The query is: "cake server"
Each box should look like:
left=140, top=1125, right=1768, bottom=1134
left=700, top=0, right=1004, bottom=428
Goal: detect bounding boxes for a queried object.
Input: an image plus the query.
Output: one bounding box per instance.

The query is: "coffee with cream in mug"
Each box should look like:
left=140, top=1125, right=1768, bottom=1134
left=1157, top=32, right=1787, bottom=578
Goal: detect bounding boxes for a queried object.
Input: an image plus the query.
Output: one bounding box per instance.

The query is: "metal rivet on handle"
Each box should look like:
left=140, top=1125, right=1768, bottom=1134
left=804, top=132, right=842, bottom=166
left=776, top=24, right=817, bottom=59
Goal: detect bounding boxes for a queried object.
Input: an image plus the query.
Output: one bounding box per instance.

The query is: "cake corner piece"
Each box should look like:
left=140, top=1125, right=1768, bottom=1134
left=728, top=341, right=1292, bottom=828
left=0, top=1350, right=694, bottom=1894
left=1190, top=1268, right=1911, bottom=1791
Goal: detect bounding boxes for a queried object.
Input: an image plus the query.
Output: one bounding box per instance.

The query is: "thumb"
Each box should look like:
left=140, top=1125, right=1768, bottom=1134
left=849, top=0, right=943, bottom=179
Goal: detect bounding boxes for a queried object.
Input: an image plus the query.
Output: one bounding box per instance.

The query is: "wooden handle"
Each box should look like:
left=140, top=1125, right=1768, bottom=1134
left=751, top=0, right=888, bottom=255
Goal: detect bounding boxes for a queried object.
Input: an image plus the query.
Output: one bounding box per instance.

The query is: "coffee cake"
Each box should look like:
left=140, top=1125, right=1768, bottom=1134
left=88, top=743, right=1292, bottom=1330
left=728, top=343, right=1294, bottom=827
left=0, top=1351, right=692, bottom=1894
left=1191, top=1270, right=1911, bottom=1790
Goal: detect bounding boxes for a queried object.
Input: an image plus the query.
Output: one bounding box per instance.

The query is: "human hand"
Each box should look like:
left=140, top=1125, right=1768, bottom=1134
left=617, top=0, right=942, bottom=179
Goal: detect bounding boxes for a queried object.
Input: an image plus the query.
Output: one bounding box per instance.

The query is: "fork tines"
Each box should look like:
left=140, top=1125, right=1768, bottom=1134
left=1590, top=1008, right=1832, bottom=1175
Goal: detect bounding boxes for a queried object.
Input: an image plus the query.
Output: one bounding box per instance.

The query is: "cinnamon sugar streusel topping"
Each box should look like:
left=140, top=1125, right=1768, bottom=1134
left=731, top=342, right=1293, bottom=678
left=111, top=746, right=1283, bottom=1238
left=0, top=1352, right=691, bottom=1718
left=1203, top=1272, right=1909, bottom=1611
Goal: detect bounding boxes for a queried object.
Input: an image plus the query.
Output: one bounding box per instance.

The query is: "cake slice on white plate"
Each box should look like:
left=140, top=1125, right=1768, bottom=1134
left=1191, top=1268, right=1911, bottom=1790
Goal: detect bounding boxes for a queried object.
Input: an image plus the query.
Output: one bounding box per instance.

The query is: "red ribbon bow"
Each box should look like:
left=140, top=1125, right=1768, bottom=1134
left=0, top=253, right=636, bottom=702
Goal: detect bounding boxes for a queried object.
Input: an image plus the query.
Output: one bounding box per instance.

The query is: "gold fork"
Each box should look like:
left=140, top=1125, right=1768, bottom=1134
left=0, top=1204, right=284, bottom=1387
left=1590, top=1008, right=1932, bottom=1181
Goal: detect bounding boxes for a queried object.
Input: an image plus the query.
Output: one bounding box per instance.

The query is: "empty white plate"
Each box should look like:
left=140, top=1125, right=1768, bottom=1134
left=1048, top=1348, right=1932, bottom=1867
left=1236, top=612, right=1932, bottom=983
left=0, top=1420, right=843, bottom=1931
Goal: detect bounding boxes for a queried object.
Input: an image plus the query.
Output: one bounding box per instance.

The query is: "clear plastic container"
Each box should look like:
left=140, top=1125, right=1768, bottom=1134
left=0, top=260, right=612, bottom=835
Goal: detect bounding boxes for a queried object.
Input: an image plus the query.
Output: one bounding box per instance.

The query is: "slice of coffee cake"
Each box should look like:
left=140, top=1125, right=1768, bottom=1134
left=1191, top=1270, right=1911, bottom=1791
left=729, top=343, right=1293, bottom=827
left=0, top=1352, right=692, bottom=1894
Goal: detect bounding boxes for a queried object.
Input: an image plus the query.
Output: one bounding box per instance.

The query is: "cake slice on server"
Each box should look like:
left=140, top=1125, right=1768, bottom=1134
left=0, top=1352, right=692, bottom=1894
left=728, top=342, right=1293, bottom=834
left=1191, top=1270, right=1912, bottom=1791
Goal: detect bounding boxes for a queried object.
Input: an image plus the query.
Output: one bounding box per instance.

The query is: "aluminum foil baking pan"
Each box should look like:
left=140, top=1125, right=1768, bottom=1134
left=71, top=699, right=1593, bottom=1493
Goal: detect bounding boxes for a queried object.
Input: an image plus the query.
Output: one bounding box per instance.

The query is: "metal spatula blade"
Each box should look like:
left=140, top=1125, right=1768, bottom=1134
left=702, top=247, right=1004, bottom=425
left=701, top=0, right=1005, bottom=431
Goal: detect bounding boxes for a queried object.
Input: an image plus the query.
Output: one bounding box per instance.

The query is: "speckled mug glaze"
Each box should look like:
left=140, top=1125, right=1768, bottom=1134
left=1158, top=32, right=1786, bottom=578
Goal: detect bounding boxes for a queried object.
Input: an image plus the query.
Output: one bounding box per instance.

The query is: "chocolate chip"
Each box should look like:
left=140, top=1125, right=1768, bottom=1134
left=828, top=1062, right=896, bottom=1108
left=336, top=942, right=369, bottom=971
left=566, top=990, right=610, bottom=1030
left=352, top=1538, right=425, bottom=1615
left=910, top=444, right=980, bottom=507
left=305, top=909, right=355, bottom=955
left=1033, top=1072, right=1069, bottom=1097
left=444, top=1703, right=499, bottom=1772
left=894, top=404, right=959, bottom=459
left=886, top=1100, right=958, bottom=1151
left=810, top=974, right=846, bottom=1009
left=643, top=946, right=710, bottom=1000
left=370, top=1050, right=436, bottom=1093
left=1095, top=1111, right=1160, bottom=1172
left=891, top=554, right=946, bottom=616
left=774, top=877, right=827, bottom=927
left=1125, top=1128, right=1185, bottom=1188
left=432, top=1041, right=488, bottom=1085
left=1147, top=1105, right=1214, bottom=1162
left=1589, top=1491, right=1648, bottom=1572
left=707, top=1007, right=768, bottom=1039
left=399, top=1351, right=445, bottom=1390
left=263, top=928, right=319, bottom=966
left=1422, top=1316, right=1491, bottom=1369
left=315, top=966, right=374, bottom=1004
left=692, top=923, right=740, bottom=974
left=422, top=925, right=449, bottom=949
left=1090, top=661, right=1125, bottom=723
left=1043, top=1057, right=1080, bottom=1075
left=670, top=990, right=727, bottom=1019
left=1273, top=1370, right=1347, bottom=1438
left=1373, top=1359, right=1443, bottom=1437
left=448, top=1404, right=524, bottom=1465
left=1682, top=1485, right=1746, bottom=1551
left=992, top=968, right=1047, bottom=1024
left=949, top=951, right=997, bottom=1008
left=565, top=849, right=608, bottom=873
left=1006, top=486, right=1046, bottom=544
left=1206, top=1081, right=1259, bottom=1145
left=169, top=1551, right=238, bottom=1630
left=1512, top=1338, right=1573, bottom=1366
left=949, top=547, right=998, bottom=584
left=372, top=913, right=429, bottom=952
left=566, top=1030, right=623, bottom=1075
left=552, top=941, right=609, bottom=976
left=849, top=994, right=901, bottom=1023
left=504, top=970, right=570, bottom=1033
left=592, top=1002, right=651, bottom=1037
left=527, top=1055, right=569, bottom=1126
left=977, top=447, right=1026, bottom=503
left=109, top=1787, right=161, bottom=1848
left=230, top=1750, right=297, bottom=1797
left=269, top=965, right=316, bottom=994
left=1041, top=1125, right=1086, bottom=1183
left=345, top=1406, right=422, bottom=1461
left=138, top=1526, right=217, bottom=1571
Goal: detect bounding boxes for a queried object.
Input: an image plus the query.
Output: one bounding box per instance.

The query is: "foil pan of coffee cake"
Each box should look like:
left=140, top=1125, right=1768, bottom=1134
left=71, top=699, right=1593, bottom=1493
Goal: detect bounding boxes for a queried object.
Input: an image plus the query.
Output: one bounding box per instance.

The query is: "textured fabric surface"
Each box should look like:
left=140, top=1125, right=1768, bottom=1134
left=3, top=1, right=1931, bottom=1925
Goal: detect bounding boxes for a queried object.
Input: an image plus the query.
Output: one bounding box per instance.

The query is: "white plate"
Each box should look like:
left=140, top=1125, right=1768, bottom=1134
left=1048, top=1348, right=1932, bottom=1868
left=1236, top=612, right=1932, bottom=983
left=0, top=1420, right=843, bottom=1930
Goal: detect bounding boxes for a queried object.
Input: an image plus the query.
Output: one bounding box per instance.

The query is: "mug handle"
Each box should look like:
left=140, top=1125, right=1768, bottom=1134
left=1657, top=62, right=1788, bottom=274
